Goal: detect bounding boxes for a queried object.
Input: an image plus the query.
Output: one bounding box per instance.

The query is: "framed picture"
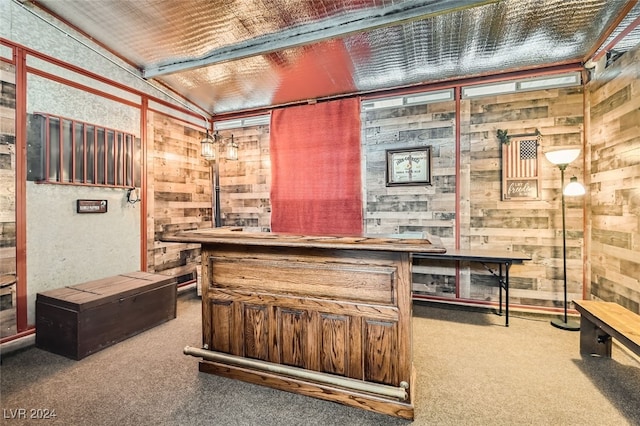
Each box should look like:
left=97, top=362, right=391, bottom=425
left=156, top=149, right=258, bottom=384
left=386, top=147, right=432, bottom=186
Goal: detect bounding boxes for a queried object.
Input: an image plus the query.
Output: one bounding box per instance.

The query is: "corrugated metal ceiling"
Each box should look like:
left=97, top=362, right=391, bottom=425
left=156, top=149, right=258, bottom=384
left=30, top=0, right=640, bottom=116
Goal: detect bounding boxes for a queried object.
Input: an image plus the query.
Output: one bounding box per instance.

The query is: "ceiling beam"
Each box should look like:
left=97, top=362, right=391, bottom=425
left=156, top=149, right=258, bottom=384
left=143, top=0, right=500, bottom=78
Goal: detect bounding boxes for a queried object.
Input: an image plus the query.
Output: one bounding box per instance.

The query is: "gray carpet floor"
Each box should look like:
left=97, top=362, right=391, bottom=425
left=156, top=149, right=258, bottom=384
left=1, top=290, right=639, bottom=425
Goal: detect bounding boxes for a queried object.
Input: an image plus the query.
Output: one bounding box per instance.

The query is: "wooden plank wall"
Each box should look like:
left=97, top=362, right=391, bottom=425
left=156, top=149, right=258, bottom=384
left=587, top=46, right=640, bottom=313
left=362, top=86, right=585, bottom=308
left=147, top=115, right=272, bottom=283
left=147, top=111, right=210, bottom=283
left=0, top=62, right=17, bottom=336
left=465, top=88, right=585, bottom=307
left=361, top=102, right=460, bottom=298
left=362, top=103, right=457, bottom=241
left=216, top=125, right=272, bottom=232
left=0, top=63, right=16, bottom=260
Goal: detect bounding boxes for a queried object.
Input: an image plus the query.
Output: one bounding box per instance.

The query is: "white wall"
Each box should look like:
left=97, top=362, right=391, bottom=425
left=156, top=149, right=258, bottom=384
left=26, top=183, right=140, bottom=323
left=23, top=58, right=143, bottom=326
left=27, top=74, right=141, bottom=136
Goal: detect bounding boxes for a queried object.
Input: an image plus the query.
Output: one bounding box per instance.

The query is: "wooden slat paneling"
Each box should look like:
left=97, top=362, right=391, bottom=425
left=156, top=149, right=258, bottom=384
left=363, top=87, right=585, bottom=309
left=216, top=126, right=272, bottom=232
left=0, top=62, right=16, bottom=338
left=362, top=103, right=456, bottom=243
left=464, top=86, right=584, bottom=307
left=147, top=111, right=209, bottom=282
left=587, top=45, right=640, bottom=313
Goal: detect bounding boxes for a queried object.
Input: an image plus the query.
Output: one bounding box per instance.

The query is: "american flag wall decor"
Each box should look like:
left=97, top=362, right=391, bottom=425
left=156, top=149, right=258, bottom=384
left=501, top=136, right=541, bottom=200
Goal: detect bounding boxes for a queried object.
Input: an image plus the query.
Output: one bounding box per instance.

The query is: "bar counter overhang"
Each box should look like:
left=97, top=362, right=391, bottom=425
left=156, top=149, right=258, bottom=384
left=162, top=228, right=446, bottom=419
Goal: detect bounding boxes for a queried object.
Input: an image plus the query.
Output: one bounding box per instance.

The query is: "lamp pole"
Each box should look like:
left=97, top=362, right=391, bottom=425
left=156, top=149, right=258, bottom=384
left=213, top=158, right=221, bottom=228
left=561, top=166, right=568, bottom=324
left=201, top=130, right=221, bottom=228
left=551, top=165, right=574, bottom=328
left=544, top=148, right=583, bottom=331
left=550, top=163, right=580, bottom=331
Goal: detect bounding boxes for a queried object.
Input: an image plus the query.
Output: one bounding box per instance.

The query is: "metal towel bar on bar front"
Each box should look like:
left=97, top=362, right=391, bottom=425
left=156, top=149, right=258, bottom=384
left=183, top=346, right=409, bottom=401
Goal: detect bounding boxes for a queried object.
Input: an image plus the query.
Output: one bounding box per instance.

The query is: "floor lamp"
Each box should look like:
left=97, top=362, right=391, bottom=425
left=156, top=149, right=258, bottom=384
left=201, top=131, right=238, bottom=228
left=544, top=148, right=585, bottom=331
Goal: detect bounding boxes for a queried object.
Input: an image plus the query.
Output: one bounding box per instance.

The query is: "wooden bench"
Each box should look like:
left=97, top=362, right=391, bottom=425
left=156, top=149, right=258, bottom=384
left=36, top=271, right=177, bottom=360
left=573, top=300, right=640, bottom=358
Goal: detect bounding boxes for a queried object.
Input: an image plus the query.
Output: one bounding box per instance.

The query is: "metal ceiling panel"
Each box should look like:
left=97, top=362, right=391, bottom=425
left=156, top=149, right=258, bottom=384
left=30, top=0, right=640, bottom=115
left=35, top=0, right=418, bottom=66
left=347, top=0, right=628, bottom=92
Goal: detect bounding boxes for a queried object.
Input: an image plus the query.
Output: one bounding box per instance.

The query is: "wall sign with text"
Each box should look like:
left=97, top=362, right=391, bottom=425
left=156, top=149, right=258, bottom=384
left=501, top=137, right=540, bottom=200
left=386, top=147, right=432, bottom=186
left=77, top=199, right=108, bottom=213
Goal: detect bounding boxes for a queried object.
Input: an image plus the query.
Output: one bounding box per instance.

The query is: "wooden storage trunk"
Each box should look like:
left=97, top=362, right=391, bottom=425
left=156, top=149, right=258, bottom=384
left=36, top=271, right=177, bottom=360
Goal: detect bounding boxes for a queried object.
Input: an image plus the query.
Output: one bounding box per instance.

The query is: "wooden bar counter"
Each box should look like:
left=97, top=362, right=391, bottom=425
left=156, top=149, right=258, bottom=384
left=163, top=228, right=445, bottom=419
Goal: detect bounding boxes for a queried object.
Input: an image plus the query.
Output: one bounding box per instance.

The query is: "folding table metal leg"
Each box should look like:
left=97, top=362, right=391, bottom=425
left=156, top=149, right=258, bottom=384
left=504, top=261, right=511, bottom=327
left=496, top=263, right=510, bottom=327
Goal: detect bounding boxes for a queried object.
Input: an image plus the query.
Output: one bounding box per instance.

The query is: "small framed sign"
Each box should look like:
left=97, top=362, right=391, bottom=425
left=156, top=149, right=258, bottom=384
left=77, top=199, right=108, bottom=213
left=386, top=147, right=432, bottom=186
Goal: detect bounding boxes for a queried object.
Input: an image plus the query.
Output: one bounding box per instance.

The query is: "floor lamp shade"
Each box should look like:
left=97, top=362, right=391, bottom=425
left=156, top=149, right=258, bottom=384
left=564, top=176, right=585, bottom=196
left=544, top=148, right=581, bottom=166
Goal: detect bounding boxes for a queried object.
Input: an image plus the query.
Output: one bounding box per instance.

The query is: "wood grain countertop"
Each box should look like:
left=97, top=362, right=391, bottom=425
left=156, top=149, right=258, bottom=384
left=162, top=228, right=447, bottom=253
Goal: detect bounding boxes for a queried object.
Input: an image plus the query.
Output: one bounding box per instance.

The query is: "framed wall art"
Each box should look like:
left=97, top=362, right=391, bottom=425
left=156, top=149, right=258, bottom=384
left=501, top=133, right=541, bottom=201
left=385, top=147, right=432, bottom=187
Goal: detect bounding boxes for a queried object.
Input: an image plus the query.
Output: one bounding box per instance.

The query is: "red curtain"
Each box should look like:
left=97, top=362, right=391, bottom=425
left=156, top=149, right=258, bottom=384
left=270, top=98, right=362, bottom=235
